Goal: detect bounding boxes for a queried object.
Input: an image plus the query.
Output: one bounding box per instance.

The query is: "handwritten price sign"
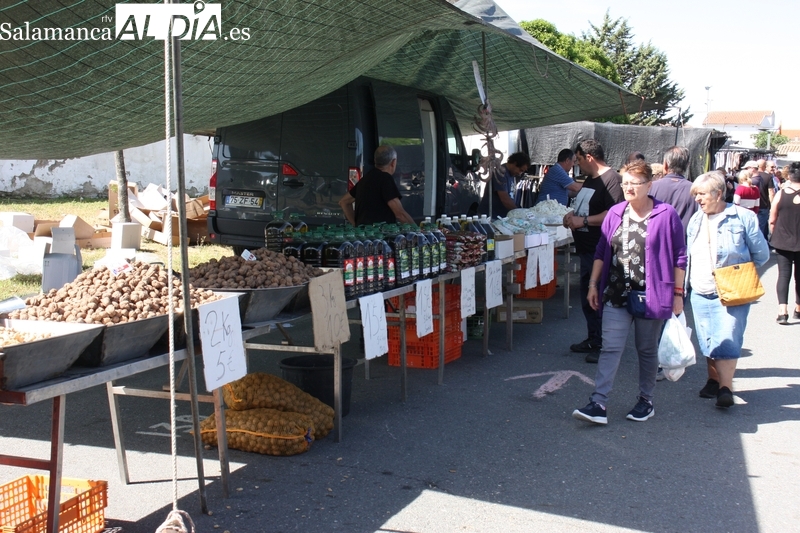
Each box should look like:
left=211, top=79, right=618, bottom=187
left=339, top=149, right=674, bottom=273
left=485, top=260, right=503, bottom=309
left=461, top=267, right=476, bottom=318
left=415, top=279, right=434, bottom=338
left=358, top=292, right=388, bottom=360
left=310, top=270, right=350, bottom=352
left=199, top=296, right=247, bottom=392
left=525, top=248, right=539, bottom=290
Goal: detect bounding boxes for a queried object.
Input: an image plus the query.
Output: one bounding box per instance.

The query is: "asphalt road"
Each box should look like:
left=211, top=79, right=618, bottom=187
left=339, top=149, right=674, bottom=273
left=1, top=251, right=798, bottom=533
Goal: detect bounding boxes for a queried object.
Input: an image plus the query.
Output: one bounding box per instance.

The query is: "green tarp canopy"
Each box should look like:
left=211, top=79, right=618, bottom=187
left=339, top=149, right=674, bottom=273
left=0, top=0, right=658, bottom=160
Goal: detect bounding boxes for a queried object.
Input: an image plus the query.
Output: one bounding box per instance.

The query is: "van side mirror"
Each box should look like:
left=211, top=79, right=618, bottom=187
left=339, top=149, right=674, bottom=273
left=470, top=149, right=482, bottom=171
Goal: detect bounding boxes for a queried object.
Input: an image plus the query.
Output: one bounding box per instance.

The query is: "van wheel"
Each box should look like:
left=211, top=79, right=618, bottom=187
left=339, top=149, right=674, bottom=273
left=232, top=246, right=246, bottom=256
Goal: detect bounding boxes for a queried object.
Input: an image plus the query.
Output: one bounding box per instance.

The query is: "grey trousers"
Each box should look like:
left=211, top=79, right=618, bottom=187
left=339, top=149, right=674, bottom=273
left=591, top=305, right=664, bottom=407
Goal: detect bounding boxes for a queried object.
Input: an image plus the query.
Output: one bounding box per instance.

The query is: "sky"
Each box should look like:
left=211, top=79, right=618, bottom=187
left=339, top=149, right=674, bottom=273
left=493, top=0, right=800, bottom=128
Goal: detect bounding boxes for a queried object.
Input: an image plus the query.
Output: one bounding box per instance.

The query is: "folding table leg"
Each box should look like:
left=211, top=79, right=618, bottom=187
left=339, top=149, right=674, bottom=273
left=106, top=382, right=130, bottom=484
left=46, top=395, right=65, bottom=533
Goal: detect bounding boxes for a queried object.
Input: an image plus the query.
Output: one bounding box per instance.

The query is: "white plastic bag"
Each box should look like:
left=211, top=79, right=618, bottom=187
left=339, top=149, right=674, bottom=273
left=658, top=313, right=696, bottom=382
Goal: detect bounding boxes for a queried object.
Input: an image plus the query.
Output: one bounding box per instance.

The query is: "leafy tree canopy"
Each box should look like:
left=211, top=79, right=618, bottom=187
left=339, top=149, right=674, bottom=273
left=752, top=131, right=789, bottom=150
left=520, top=12, right=691, bottom=126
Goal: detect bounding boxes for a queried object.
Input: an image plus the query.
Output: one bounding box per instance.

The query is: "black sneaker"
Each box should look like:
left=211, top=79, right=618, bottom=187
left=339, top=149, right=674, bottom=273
left=626, top=396, right=655, bottom=421
left=585, top=352, right=600, bottom=364
left=716, top=387, right=734, bottom=408
left=794, top=310, right=800, bottom=320
left=699, top=379, right=720, bottom=399
left=572, top=401, right=607, bottom=424
left=570, top=338, right=602, bottom=353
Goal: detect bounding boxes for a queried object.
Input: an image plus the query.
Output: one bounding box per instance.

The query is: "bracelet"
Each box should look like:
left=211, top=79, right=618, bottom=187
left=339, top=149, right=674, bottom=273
left=588, top=280, right=598, bottom=288
left=674, top=287, right=685, bottom=295
left=673, top=292, right=684, bottom=297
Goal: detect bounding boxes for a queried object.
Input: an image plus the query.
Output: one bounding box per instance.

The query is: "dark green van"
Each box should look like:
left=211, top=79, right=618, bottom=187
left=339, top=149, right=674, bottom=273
left=207, top=77, right=481, bottom=251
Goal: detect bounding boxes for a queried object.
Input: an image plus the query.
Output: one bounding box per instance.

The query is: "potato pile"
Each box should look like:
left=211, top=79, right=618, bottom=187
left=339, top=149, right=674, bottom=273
left=200, top=408, right=313, bottom=456
left=189, top=248, right=324, bottom=289
left=0, top=326, right=51, bottom=347
left=7, top=262, right=219, bottom=324
left=223, top=372, right=334, bottom=440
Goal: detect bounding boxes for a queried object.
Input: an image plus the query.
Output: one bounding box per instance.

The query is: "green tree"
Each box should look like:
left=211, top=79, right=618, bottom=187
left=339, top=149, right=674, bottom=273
left=519, top=20, right=619, bottom=84
left=752, top=131, right=789, bottom=150
left=520, top=19, right=628, bottom=124
left=583, top=11, right=691, bottom=126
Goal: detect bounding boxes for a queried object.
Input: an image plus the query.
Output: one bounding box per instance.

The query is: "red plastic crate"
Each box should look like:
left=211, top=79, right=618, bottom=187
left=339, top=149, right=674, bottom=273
left=388, top=336, right=463, bottom=368
left=387, top=317, right=462, bottom=343
left=387, top=284, right=460, bottom=313
left=515, top=256, right=558, bottom=300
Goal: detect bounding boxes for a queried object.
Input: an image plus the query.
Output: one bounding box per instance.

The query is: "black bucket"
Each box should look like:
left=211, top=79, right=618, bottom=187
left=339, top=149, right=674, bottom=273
left=279, top=355, right=356, bottom=417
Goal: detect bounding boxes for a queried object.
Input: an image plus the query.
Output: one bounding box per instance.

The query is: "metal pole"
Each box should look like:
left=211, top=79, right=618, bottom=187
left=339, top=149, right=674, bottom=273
left=171, top=28, right=208, bottom=514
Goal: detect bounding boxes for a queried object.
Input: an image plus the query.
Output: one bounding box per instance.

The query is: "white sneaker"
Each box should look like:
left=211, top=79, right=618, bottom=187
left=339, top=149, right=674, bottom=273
left=656, top=368, right=666, bottom=382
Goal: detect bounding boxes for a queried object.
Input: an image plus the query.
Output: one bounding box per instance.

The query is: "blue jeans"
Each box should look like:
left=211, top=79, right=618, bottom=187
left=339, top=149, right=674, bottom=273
left=690, top=291, right=750, bottom=359
left=579, top=252, right=602, bottom=344
left=591, top=305, right=663, bottom=406
left=757, top=209, right=770, bottom=241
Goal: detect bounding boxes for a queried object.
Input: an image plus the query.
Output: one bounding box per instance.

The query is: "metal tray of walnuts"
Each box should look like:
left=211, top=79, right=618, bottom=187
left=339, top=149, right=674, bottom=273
left=0, top=319, right=105, bottom=390
left=76, top=314, right=171, bottom=367
left=209, top=285, right=306, bottom=325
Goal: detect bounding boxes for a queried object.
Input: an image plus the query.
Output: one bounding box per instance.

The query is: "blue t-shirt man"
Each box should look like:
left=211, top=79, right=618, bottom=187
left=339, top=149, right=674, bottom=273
left=536, top=148, right=581, bottom=206
left=479, top=152, right=530, bottom=218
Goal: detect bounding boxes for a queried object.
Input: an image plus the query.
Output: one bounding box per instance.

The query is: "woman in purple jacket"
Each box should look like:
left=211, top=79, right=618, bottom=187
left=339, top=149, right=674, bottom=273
left=573, top=160, right=687, bottom=425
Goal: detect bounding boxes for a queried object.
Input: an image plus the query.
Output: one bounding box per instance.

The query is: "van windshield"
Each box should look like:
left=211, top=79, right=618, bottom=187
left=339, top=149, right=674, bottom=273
left=223, top=115, right=282, bottom=160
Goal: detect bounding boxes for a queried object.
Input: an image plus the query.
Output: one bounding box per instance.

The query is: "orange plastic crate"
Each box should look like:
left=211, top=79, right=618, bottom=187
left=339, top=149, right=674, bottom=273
left=515, top=256, right=558, bottom=300
left=387, top=284, right=460, bottom=313
left=0, top=476, right=107, bottom=533
left=387, top=314, right=462, bottom=343
left=388, top=335, right=463, bottom=368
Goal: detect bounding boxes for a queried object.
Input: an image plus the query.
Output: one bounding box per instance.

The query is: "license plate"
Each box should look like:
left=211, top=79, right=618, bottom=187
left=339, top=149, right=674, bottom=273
left=225, top=195, right=263, bottom=207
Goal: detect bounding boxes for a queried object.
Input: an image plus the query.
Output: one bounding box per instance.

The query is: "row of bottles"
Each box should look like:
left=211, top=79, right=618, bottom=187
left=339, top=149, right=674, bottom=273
left=271, top=214, right=495, bottom=300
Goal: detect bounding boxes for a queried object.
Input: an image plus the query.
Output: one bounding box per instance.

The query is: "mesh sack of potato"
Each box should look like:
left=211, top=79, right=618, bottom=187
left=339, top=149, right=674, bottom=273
left=223, top=372, right=334, bottom=440
left=200, top=408, right=313, bottom=456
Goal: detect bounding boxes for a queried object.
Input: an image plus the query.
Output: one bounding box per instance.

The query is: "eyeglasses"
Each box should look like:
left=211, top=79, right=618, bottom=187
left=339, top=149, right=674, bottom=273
left=621, top=181, right=647, bottom=188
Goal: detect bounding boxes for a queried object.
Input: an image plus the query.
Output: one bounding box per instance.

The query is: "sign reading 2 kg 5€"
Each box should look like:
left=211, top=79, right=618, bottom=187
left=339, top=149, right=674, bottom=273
left=199, top=296, right=247, bottom=392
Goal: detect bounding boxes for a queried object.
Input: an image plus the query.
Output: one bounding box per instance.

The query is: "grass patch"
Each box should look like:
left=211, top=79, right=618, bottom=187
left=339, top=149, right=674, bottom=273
left=1, top=198, right=235, bottom=300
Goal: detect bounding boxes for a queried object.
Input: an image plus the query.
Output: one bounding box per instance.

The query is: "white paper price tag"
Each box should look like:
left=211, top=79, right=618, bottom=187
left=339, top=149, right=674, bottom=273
left=199, top=296, right=247, bottom=392
left=460, top=267, right=476, bottom=318
left=108, top=259, right=134, bottom=277
left=538, top=242, right=555, bottom=285
left=485, top=260, right=503, bottom=309
left=525, top=248, right=539, bottom=290
left=415, top=279, right=434, bottom=338
left=241, top=249, right=257, bottom=261
left=358, top=292, right=388, bottom=360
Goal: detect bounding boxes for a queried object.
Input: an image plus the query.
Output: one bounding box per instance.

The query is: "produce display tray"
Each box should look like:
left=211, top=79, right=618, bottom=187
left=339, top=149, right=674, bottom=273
left=210, top=285, right=305, bottom=324
left=76, top=314, right=170, bottom=367
left=0, top=320, right=104, bottom=390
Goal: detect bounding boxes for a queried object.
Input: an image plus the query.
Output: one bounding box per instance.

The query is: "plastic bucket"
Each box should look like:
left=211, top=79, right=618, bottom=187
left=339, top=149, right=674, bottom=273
left=279, top=355, right=356, bottom=417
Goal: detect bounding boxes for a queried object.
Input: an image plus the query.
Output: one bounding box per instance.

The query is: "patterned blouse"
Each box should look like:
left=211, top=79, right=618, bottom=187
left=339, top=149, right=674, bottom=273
left=603, top=205, right=650, bottom=307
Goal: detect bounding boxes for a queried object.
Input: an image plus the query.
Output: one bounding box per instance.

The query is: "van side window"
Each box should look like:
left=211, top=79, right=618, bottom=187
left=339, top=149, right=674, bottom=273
left=223, top=115, right=282, bottom=160
left=446, top=121, right=463, bottom=156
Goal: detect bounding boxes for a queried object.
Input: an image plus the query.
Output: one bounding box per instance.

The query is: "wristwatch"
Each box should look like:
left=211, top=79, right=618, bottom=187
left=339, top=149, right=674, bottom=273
left=583, top=216, right=589, bottom=228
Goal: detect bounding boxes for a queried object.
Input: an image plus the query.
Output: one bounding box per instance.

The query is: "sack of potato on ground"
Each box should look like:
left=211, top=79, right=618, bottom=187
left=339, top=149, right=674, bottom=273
left=8, top=262, right=218, bottom=324
left=200, top=408, right=314, bottom=456
left=188, top=247, right=324, bottom=290
left=223, top=372, right=334, bottom=440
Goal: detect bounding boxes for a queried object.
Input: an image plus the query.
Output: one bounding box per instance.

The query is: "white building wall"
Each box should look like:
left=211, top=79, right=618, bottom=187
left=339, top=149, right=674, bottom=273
left=0, top=135, right=212, bottom=198
left=704, top=124, right=759, bottom=148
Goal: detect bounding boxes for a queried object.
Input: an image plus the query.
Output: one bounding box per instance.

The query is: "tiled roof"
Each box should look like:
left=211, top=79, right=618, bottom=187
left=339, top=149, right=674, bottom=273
left=703, top=111, right=773, bottom=126
left=776, top=142, right=800, bottom=155
left=781, top=129, right=800, bottom=141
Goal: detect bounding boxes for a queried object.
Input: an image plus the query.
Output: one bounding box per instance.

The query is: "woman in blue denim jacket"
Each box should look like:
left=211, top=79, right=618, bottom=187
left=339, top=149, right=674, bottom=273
left=686, top=171, right=770, bottom=408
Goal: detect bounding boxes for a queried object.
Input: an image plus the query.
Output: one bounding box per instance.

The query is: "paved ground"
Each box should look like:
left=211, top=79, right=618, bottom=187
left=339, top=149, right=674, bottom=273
left=1, top=252, right=798, bottom=533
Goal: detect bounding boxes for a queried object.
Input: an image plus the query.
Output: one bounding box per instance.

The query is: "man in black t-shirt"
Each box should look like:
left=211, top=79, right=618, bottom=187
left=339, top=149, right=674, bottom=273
left=338, top=146, right=415, bottom=226
left=562, top=139, right=624, bottom=362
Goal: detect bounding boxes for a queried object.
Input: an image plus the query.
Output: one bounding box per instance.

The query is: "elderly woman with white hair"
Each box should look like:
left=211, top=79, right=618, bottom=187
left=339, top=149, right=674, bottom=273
left=686, top=171, right=769, bottom=408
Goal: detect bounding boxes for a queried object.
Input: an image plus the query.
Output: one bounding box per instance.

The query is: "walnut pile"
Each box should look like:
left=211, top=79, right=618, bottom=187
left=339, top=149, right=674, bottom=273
left=189, top=248, right=324, bottom=289
left=0, top=327, right=52, bottom=347
left=8, top=262, right=219, bottom=324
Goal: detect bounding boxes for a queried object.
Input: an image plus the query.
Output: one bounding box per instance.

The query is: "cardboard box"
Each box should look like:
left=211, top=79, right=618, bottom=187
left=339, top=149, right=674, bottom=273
left=496, top=299, right=543, bottom=324
left=129, top=207, right=160, bottom=230
left=185, top=198, right=205, bottom=219
left=525, top=233, right=543, bottom=248
left=0, top=212, right=35, bottom=233
left=59, top=215, right=96, bottom=240
left=77, top=231, right=113, bottom=249
left=33, top=219, right=59, bottom=237
left=108, top=180, right=139, bottom=218
left=495, top=236, right=515, bottom=259
left=513, top=234, right=525, bottom=252
left=138, top=183, right=170, bottom=211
